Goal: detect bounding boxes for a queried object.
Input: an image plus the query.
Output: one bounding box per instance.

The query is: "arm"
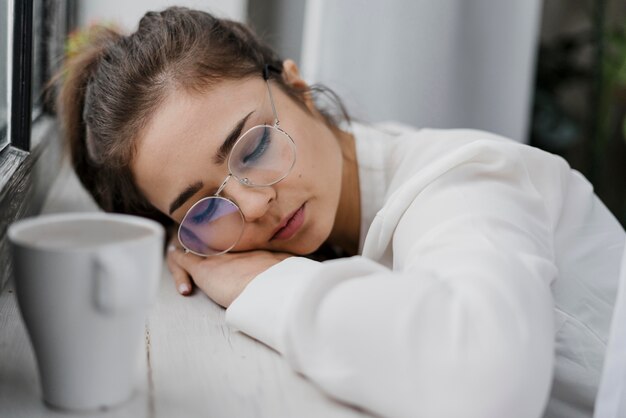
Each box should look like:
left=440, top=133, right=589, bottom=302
left=226, top=144, right=557, bottom=418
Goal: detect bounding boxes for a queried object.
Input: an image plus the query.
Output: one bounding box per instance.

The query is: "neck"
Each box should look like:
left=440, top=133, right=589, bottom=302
left=327, top=127, right=361, bottom=256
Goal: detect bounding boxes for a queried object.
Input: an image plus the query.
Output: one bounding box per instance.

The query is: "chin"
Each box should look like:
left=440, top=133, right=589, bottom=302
left=274, top=237, right=319, bottom=256
left=289, top=240, right=323, bottom=256
left=287, top=225, right=331, bottom=255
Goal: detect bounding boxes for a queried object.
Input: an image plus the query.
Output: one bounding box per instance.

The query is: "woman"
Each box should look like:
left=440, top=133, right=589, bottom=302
left=58, top=7, right=625, bottom=418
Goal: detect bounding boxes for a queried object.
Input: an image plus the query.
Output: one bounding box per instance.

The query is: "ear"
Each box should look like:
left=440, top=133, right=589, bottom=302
left=281, top=59, right=307, bottom=88
left=281, top=59, right=316, bottom=111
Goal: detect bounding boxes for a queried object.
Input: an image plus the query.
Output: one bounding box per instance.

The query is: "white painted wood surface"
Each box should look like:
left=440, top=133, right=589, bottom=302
left=0, top=161, right=373, bottom=417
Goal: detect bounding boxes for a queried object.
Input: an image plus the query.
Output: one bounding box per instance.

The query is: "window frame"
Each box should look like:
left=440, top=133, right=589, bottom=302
left=0, top=0, right=77, bottom=293
left=10, top=0, right=33, bottom=151
left=0, top=0, right=12, bottom=153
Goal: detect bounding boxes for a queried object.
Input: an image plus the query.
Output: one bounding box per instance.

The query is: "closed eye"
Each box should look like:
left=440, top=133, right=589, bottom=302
left=242, top=126, right=271, bottom=164
left=189, top=198, right=219, bottom=225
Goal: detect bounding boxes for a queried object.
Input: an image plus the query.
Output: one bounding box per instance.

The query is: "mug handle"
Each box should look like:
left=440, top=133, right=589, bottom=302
left=92, top=247, right=143, bottom=314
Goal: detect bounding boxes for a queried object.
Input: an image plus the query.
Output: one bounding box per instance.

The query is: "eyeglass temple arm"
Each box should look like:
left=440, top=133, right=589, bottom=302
left=263, top=64, right=282, bottom=127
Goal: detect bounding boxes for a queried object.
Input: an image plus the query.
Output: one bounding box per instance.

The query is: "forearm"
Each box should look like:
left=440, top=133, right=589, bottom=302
left=226, top=255, right=554, bottom=418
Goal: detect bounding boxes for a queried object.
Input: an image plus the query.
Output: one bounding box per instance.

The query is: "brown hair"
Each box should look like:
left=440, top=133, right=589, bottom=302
left=57, top=6, right=349, bottom=235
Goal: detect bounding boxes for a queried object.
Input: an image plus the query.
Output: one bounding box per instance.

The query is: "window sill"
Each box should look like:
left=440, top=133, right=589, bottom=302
left=0, top=115, right=63, bottom=292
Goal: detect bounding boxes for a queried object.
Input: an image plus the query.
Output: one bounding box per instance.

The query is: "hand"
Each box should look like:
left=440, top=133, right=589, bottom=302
left=166, top=244, right=291, bottom=308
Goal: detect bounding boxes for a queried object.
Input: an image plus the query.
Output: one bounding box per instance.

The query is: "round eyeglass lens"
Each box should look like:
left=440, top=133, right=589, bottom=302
left=229, top=125, right=296, bottom=186
left=178, top=196, right=244, bottom=256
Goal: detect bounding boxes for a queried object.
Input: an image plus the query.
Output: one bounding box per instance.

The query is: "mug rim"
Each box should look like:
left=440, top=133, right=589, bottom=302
left=8, top=212, right=164, bottom=252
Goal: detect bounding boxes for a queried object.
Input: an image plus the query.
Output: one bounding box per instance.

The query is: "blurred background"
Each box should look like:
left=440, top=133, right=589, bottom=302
left=1, top=0, right=625, bottom=227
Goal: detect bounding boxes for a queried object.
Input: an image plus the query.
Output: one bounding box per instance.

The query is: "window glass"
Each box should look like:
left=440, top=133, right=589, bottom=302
left=0, top=0, right=8, bottom=151
left=32, top=0, right=43, bottom=119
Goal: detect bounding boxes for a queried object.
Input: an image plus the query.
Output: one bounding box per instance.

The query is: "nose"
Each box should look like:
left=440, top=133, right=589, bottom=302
left=224, top=179, right=275, bottom=222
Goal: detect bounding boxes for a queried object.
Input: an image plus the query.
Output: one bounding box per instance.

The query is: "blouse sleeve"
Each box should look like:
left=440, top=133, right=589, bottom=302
left=225, top=142, right=557, bottom=418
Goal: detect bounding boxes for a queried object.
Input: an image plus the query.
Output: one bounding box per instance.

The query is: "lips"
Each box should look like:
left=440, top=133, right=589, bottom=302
left=271, top=203, right=306, bottom=241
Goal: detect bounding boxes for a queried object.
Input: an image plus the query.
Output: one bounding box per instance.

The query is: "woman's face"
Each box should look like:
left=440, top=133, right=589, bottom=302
left=132, top=75, right=344, bottom=255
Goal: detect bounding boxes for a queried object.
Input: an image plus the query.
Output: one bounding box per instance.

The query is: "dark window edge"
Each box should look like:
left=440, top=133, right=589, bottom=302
left=11, top=0, right=34, bottom=151
left=0, top=116, right=63, bottom=292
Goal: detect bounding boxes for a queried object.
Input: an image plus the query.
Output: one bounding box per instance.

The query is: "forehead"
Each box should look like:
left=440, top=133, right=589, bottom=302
left=132, top=77, right=265, bottom=215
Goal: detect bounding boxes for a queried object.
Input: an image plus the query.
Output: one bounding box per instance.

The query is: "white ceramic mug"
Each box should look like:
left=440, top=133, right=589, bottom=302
left=8, top=212, right=164, bottom=411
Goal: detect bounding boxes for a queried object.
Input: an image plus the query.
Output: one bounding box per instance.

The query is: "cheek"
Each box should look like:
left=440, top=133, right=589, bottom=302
left=304, top=144, right=342, bottom=199
left=292, top=132, right=343, bottom=216
left=292, top=128, right=341, bottom=183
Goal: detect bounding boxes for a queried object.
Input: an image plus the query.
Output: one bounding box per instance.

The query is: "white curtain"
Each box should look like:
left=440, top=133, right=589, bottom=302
left=301, top=0, right=542, bottom=142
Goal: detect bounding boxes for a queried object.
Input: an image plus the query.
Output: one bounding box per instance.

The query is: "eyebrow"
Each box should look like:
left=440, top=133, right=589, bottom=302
left=168, top=111, right=255, bottom=216
left=213, top=111, right=255, bottom=166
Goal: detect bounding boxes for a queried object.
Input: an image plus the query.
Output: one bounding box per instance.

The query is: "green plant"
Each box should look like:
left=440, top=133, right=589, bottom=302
left=603, top=22, right=626, bottom=141
left=530, top=1, right=626, bottom=226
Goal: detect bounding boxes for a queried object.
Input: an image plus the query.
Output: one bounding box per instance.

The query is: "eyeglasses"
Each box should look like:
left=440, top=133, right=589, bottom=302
left=177, top=65, right=296, bottom=256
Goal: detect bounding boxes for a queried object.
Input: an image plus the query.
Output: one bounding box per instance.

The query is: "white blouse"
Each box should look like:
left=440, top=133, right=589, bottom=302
left=226, top=122, right=626, bottom=418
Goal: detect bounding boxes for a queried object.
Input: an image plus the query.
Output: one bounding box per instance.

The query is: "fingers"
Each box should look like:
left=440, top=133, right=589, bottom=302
left=168, top=245, right=204, bottom=271
left=171, top=262, right=193, bottom=295
left=166, top=245, right=196, bottom=296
